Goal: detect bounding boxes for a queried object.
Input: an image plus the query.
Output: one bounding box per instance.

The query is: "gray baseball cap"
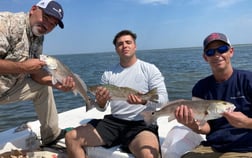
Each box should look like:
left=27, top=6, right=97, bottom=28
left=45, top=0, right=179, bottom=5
left=203, top=33, right=231, bottom=50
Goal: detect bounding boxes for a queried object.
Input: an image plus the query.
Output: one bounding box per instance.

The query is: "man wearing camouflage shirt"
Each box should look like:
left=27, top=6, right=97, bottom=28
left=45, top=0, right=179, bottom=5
left=0, top=0, right=74, bottom=146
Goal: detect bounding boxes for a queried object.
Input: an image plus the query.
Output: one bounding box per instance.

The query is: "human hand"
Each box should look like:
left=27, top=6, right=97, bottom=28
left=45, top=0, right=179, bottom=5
left=174, top=105, right=201, bottom=131
left=127, top=94, right=147, bottom=105
left=54, top=76, right=75, bottom=92
left=21, top=59, right=45, bottom=74
left=223, top=111, right=252, bottom=129
left=95, top=86, right=110, bottom=108
left=175, top=105, right=194, bottom=124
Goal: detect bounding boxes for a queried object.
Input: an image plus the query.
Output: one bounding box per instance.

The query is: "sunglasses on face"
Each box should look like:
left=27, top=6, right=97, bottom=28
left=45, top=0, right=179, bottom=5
left=205, top=45, right=230, bottom=57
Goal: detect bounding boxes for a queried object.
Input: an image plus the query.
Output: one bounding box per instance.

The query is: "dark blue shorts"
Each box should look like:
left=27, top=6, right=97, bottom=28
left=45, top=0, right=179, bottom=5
left=88, top=114, right=160, bottom=153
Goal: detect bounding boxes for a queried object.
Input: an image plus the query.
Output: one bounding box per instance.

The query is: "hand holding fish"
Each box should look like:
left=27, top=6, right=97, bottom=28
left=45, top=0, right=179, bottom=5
left=127, top=93, right=147, bottom=105
left=40, top=55, right=92, bottom=111
left=175, top=105, right=208, bottom=134
left=21, top=59, right=46, bottom=74
left=53, top=76, right=75, bottom=92
left=223, top=111, right=252, bottom=129
left=141, top=99, right=233, bottom=134
left=95, top=86, right=111, bottom=108
left=175, top=105, right=195, bottom=124
left=88, top=84, right=158, bottom=103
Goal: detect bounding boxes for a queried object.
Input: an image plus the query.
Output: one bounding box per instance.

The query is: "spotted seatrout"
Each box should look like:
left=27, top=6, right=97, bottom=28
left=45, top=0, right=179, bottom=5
left=88, top=84, right=159, bottom=103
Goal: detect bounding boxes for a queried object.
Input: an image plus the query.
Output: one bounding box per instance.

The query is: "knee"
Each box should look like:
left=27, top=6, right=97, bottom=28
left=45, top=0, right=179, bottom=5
left=143, top=149, right=159, bottom=158
left=65, top=129, right=77, bottom=144
left=133, top=148, right=159, bottom=158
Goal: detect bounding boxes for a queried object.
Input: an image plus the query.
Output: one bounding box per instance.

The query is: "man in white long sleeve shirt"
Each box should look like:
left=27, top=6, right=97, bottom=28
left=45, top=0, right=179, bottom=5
left=65, top=30, right=168, bottom=158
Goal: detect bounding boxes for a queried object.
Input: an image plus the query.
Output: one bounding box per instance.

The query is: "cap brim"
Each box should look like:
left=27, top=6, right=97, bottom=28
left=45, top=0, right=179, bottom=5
left=58, top=21, right=64, bottom=29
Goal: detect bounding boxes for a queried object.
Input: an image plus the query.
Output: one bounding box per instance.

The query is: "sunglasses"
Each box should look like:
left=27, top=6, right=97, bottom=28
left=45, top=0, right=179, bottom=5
left=205, top=45, right=230, bottom=57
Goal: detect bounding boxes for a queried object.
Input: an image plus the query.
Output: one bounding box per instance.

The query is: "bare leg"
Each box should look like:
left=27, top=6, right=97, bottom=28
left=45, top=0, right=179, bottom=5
left=129, top=130, right=160, bottom=158
left=65, top=124, right=105, bottom=158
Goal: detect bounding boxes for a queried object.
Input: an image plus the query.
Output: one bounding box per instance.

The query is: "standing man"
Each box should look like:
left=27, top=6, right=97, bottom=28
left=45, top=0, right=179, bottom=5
left=65, top=30, right=168, bottom=158
left=175, top=33, right=252, bottom=157
left=0, top=0, right=74, bottom=146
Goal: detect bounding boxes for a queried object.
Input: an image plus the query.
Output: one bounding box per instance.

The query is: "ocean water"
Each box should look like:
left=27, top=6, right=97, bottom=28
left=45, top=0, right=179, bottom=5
left=0, top=44, right=251, bottom=132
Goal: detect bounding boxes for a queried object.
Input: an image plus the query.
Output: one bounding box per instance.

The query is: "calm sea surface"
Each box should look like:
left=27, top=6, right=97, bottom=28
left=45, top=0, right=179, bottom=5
left=0, top=44, right=252, bottom=132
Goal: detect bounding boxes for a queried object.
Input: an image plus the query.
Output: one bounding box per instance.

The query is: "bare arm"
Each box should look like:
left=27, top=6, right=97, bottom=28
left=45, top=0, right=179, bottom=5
left=30, top=69, right=52, bottom=85
left=0, top=59, right=45, bottom=74
left=31, top=70, right=75, bottom=92
left=223, top=111, right=252, bottom=129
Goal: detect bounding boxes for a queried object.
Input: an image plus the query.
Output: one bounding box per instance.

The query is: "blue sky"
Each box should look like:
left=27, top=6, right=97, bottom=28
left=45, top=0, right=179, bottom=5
left=0, top=0, right=252, bottom=55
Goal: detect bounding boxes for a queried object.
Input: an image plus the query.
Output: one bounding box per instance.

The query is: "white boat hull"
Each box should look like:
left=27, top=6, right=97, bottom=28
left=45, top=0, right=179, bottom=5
left=0, top=106, right=205, bottom=157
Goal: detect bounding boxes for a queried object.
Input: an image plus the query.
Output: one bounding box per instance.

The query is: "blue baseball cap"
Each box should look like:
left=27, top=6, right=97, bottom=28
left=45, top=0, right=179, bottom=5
left=36, top=0, right=64, bottom=29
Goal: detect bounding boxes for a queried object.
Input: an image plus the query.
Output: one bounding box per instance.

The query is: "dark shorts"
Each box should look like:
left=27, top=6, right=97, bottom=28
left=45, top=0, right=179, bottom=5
left=88, top=114, right=160, bottom=153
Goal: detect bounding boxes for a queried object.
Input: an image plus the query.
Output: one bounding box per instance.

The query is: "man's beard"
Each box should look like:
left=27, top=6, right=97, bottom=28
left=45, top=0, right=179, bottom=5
left=31, top=24, right=47, bottom=37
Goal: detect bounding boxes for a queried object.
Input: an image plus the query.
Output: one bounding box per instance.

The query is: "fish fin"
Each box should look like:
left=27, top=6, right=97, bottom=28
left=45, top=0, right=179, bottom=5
left=141, top=111, right=156, bottom=125
left=149, top=95, right=159, bottom=103
left=51, top=76, right=57, bottom=85
left=165, top=99, right=186, bottom=106
left=192, top=97, right=204, bottom=101
left=146, top=88, right=159, bottom=103
left=167, top=115, right=175, bottom=122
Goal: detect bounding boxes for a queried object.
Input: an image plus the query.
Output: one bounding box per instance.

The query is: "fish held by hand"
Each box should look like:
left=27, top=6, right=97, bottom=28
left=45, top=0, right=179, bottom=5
left=88, top=84, right=159, bottom=103
left=141, top=99, right=236, bottom=125
left=40, top=55, right=93, bottom=111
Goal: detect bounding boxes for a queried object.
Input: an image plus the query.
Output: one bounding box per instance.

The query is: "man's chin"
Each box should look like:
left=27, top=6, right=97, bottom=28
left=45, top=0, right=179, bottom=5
left=32, top=26, right=46, bottom=37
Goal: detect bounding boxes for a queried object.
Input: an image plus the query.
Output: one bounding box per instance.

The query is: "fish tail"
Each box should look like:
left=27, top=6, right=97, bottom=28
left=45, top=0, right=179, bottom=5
left=85, top=98, right=95, bottom=112
left=149, top=94, right=159, bottom=103
left=74, top=89, right=93, bottom=112
left=73, top=73, right=93, bottom=112
left=141, top=111, right=156, bottom=125
left=145, top=88, right=159, bottom=103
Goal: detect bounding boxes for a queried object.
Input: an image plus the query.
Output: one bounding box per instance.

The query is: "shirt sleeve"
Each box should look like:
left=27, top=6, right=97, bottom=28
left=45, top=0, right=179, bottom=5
left=147, top=64, right=168, bottom=108
left=0, top=24, right=9, bottom=59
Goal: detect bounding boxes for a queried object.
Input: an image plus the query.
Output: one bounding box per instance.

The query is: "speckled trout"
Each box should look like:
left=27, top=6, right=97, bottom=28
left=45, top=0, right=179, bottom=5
left=88, top=84, right=159, bottom=103
left=40, top=55, right=92, bottom=111
left=141, top=99, right=236, bottom=125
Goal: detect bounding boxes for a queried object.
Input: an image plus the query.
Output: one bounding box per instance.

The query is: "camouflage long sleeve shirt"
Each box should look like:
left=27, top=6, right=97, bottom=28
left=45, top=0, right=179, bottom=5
left=0, top=12, right=44, bottom=96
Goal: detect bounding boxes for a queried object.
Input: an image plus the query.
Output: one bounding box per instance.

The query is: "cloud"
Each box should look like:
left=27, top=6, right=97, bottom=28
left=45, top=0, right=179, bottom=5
left=138, top=0, right=170, bottom=5
left=215, top=0, right=245, bottom=8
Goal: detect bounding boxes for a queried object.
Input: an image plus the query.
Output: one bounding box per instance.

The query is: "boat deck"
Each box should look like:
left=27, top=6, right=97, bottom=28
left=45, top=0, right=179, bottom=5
left=0, top=106, right=202, bottom=157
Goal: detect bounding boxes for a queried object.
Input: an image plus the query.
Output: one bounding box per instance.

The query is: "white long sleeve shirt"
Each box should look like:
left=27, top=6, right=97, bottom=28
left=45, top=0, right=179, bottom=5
left=101, top=59, right=168, bottom=121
